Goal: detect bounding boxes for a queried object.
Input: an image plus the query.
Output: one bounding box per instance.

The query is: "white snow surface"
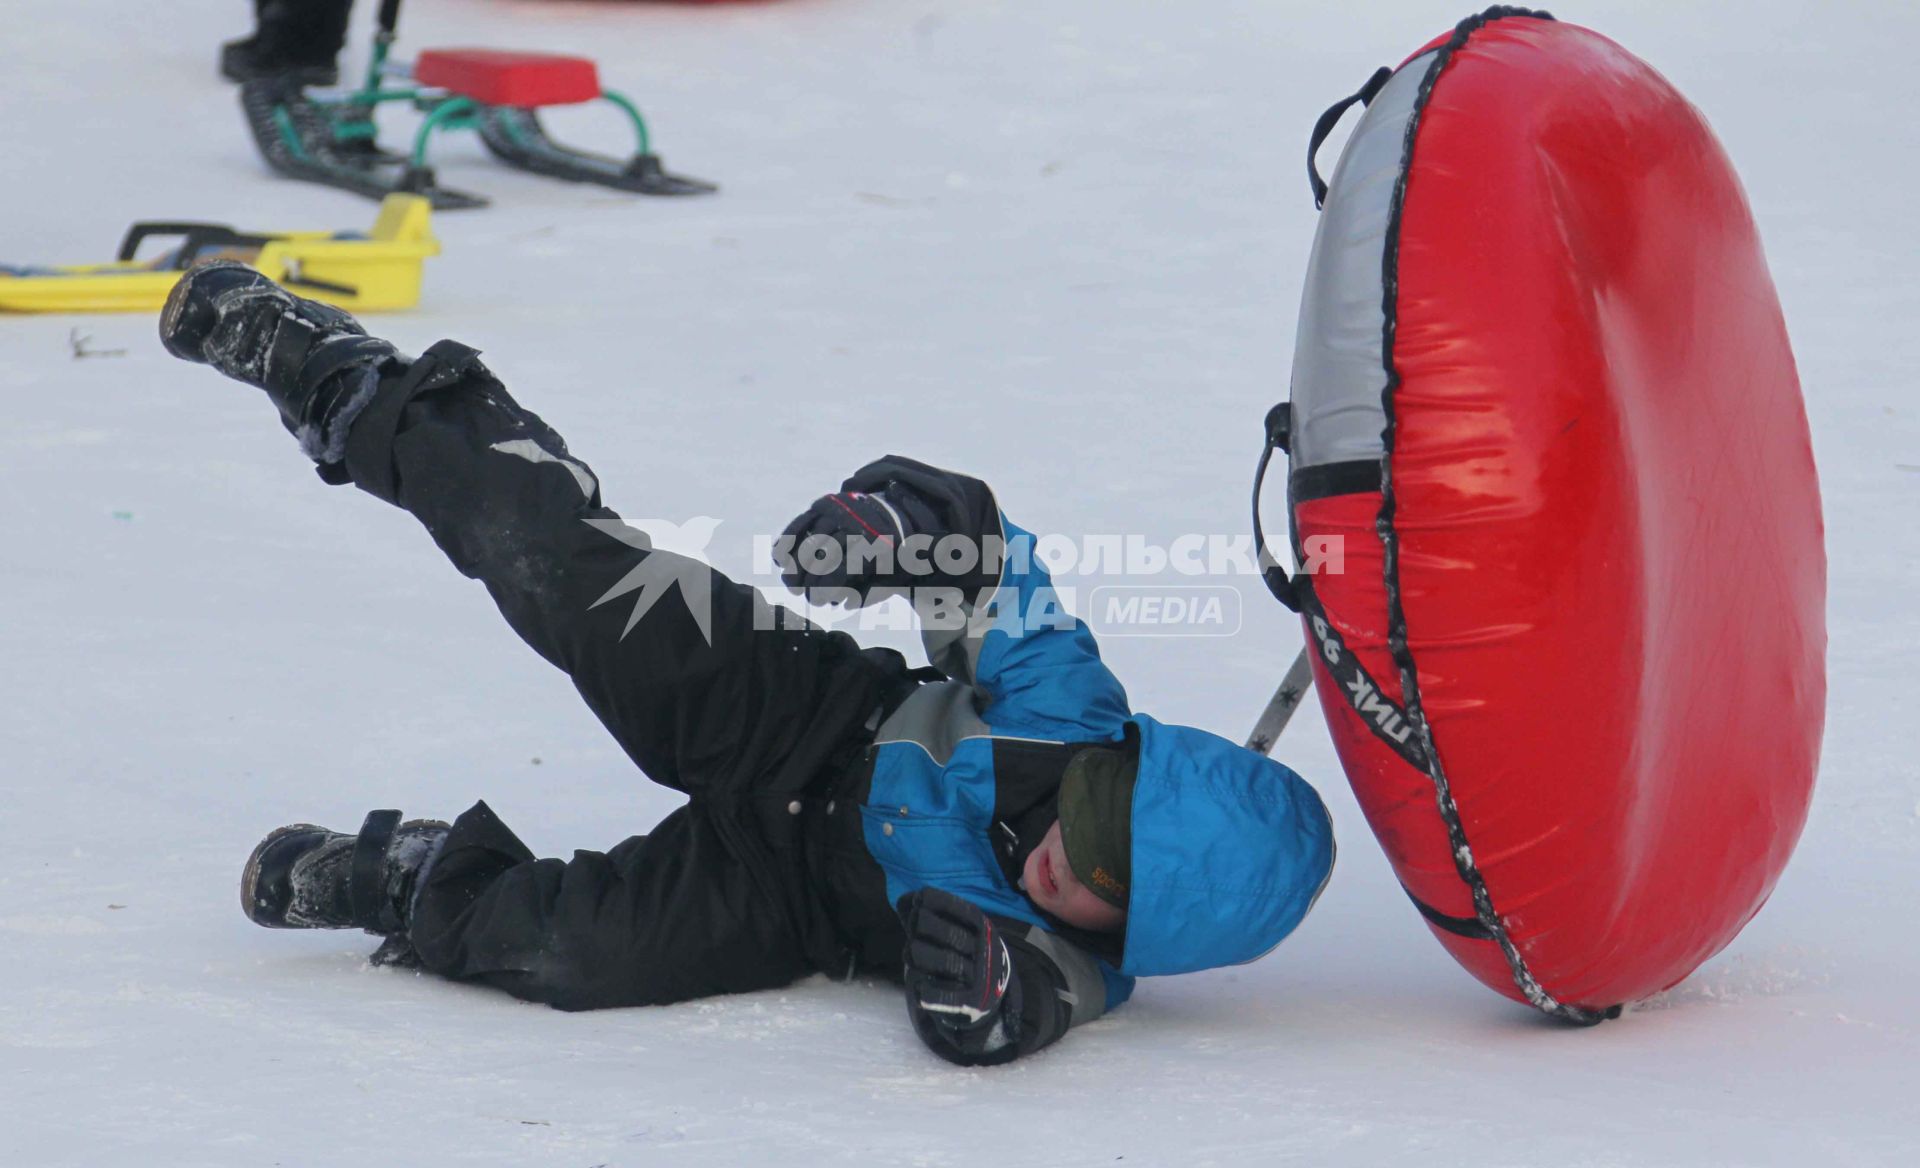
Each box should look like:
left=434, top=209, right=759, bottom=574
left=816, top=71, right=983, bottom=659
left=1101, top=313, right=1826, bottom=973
left=4, top=1, right=1916, bottom=1164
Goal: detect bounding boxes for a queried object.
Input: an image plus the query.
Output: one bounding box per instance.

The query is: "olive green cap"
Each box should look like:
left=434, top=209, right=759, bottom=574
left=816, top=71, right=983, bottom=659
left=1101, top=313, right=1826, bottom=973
left=1057, top=744, right=1137, bottom=909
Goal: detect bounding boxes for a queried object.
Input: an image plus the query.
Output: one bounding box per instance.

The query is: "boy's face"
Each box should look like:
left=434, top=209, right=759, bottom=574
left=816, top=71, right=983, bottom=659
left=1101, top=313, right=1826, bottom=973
left=1022, top=819, right=1128, bottom=933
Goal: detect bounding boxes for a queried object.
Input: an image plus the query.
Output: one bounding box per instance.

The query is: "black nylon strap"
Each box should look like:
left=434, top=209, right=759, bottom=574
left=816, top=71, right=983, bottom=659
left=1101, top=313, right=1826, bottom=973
left=1404, top=885, right=1496, bottom=940
left=349, top=809, right=402, bottom=930
left=1307, top=66, right=1394, bottom=209
left=1290, top=459, right=1382, bottom=503
left=1252, top=405, right=1301, bottom=612
left=264, top=313, right=328, bottom=394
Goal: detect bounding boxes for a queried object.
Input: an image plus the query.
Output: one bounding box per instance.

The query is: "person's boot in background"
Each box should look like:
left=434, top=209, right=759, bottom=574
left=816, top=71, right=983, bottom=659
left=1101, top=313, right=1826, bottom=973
left=220, top=0, right=356, bottom=85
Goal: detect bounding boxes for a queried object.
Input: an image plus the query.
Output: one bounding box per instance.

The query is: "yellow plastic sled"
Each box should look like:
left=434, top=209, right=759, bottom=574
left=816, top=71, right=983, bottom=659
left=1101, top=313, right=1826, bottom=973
left=0, top=194, right=438, bottom=314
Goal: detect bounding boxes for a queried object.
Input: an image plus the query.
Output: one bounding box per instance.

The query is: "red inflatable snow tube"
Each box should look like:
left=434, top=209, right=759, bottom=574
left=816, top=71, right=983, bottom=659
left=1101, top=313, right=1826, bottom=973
left=1278, top=8, right=1824, bottom=1021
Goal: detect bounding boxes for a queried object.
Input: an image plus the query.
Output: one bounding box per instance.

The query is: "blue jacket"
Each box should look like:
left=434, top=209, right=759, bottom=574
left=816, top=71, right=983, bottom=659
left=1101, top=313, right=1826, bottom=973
left=857, top=501, right=1336, bottom=1026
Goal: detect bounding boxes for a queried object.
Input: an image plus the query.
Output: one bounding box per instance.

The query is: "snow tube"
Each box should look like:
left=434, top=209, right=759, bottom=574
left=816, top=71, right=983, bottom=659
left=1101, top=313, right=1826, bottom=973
left=1269, top=7, right=1824, bottom=1021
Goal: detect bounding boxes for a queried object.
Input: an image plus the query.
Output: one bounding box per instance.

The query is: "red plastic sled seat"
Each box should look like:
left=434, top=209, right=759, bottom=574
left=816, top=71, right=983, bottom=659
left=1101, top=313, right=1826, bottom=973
left=414, top=49, right=601, bottom=108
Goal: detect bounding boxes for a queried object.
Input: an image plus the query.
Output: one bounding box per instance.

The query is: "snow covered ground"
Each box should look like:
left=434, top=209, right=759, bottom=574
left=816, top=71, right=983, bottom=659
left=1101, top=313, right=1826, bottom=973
left=4, top=0, right=1915, bottom=1164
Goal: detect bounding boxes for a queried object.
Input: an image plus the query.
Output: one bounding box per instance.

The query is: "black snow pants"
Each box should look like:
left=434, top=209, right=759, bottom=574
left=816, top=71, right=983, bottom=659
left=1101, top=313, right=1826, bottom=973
left=252, top=0, right=355, bottom=61
left=332, top=342, right=913, bottom=1010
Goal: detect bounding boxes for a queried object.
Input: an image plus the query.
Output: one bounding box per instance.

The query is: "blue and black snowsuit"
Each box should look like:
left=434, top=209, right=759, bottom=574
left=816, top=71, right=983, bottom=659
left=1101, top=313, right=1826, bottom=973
left=335, top=342, right=1335, bottom=1065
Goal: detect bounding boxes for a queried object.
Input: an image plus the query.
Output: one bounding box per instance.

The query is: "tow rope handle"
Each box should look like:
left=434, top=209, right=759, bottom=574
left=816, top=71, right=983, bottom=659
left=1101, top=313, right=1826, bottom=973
left=1252, top=402, right=1300, bottom=612
left=1307, top=66, right=1393, bottom=208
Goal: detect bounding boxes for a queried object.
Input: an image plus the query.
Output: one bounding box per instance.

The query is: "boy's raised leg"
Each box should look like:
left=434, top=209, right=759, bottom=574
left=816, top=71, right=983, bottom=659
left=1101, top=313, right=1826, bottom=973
left=161, top=263, right=904, bottom=799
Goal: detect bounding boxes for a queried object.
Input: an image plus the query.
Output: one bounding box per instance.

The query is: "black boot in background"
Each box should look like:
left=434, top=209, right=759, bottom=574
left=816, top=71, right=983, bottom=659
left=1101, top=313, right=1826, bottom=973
left=220, top=0, right=355, bottom=85
left=243, top=810, right=448, bottom=937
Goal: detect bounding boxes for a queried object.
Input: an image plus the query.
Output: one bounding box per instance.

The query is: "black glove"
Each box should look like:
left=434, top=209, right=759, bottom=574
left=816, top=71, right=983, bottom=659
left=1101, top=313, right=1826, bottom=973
left=841, top=455, right=1003, bottom=597
left=898, top=888, right=1022, bottom=1060
left=778, top=482, right=936, bottom=604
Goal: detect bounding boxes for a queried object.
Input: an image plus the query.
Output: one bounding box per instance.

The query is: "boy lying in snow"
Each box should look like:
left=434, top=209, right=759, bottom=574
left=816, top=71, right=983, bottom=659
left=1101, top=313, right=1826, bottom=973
left=162, top=263, right=1335, bottom=1066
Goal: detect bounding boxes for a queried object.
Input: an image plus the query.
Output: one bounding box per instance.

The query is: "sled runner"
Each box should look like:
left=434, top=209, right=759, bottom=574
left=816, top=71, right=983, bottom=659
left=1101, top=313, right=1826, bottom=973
left=239, top=0, right=714, bottom=209
left=1243, top=649, right=1313, bottom=756
left=0, top=194, right=438, bottom=314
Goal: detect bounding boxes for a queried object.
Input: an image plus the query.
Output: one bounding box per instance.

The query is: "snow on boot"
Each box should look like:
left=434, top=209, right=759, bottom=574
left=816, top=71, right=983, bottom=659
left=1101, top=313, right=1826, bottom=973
left=242, top=810, right=448, bottom=935
left=160, top=261, right=400, bottom=463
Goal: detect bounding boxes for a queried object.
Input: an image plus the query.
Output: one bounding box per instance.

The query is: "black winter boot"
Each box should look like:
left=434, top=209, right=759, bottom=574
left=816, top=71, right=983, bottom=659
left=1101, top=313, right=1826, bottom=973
left=160, top=261, right=400, bottom=464
left=242, top=810, right=448, bottom=936
left=219, top=35, right=340, bottom=86
left=219, top=0, right=351, bottom=85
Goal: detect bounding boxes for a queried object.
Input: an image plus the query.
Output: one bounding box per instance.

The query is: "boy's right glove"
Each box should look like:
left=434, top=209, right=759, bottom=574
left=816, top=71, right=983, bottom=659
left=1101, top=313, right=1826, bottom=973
left=898, top=888, right=1023, bottom=1061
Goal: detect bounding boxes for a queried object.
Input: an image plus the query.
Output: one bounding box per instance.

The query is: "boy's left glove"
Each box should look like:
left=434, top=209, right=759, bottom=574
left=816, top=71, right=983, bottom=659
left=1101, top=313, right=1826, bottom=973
left=898, top=888, right=1023, bottom=1061
left=778, top=482, right=937, bottom=604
